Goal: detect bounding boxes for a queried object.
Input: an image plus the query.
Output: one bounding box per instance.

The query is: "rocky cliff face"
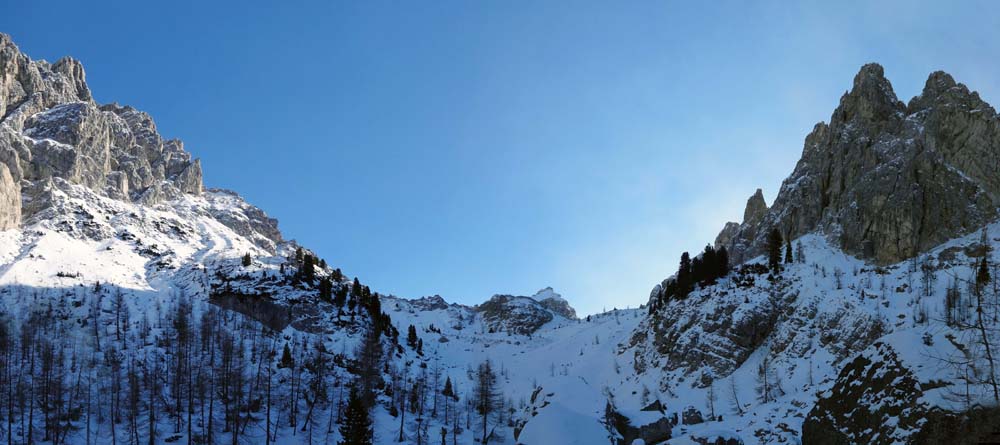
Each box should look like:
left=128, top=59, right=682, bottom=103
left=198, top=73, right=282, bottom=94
left=0, top=33, right=207, bottom=231
left=0, top=163, right=19, bottom=229
left=717, top=64, right=1000, bottom=265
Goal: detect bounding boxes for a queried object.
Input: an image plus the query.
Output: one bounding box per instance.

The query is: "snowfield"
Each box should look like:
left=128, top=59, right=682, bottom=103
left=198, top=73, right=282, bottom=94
left=1, top=177, right=996, bottom=444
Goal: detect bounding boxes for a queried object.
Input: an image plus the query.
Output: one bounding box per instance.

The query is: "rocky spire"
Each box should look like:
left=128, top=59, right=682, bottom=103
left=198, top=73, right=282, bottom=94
left=742, top=188, right=768, bottom=225
left=52, top=56, right=92, bottom=103
left=832, top=63, right=904, bottom=127
left=0, top=33, right=41, bottom=120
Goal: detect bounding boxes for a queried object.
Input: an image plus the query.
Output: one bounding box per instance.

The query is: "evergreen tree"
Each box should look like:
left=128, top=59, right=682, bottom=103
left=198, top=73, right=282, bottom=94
left=691, top=255, right=705, bottom=286
left=354, top=323, right=384, bottom=408
left=784, top=239, right=793, bottom=264
left=473, top=361, right=499, bottom=444
left=278, top=343, right=294, bottom=369
left=339, top=387, right=373, bottom=445
left=945, top=279, right=961, bottom=326
left=676, top=252, right=692, bottom=298
left=717, top=246, right=730, bottom=277
left=318, top=277, right=333, bottom=301
left=442, top=377, right=455, bottom=399
left=301, top=254, right=316, bottom=282
left=349, top=277, right=363, bottom=310
left=334, top=286, right=348, bottom=308
left=767, top=229, right=784, bottom=271
left=977, top=257, right=991, bottom=290
left=242, top=252, right=252, bottom=267
left=407, top=325, right=419, bottom=349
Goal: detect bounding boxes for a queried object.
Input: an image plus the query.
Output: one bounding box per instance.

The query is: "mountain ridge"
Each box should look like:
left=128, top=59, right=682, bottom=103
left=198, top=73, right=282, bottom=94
left=716, top=62, right=1000, bottom=267
left=0, top=32, right=998, bottom=445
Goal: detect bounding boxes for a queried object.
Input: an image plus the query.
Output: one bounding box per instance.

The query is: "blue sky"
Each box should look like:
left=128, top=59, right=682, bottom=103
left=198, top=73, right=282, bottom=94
left=5, top=1, right=1000, bottom=315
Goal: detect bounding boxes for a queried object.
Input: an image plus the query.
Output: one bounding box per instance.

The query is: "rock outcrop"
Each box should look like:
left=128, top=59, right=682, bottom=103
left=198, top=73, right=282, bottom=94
left=803, top=339, right=1000, bottom=445
left=534, top=287, right=578, bottom=319
left=742, top=189, right=768, bottom=226
left=716, top=63, right=1000, bottom=264
left=0, top=163, right=20, bottom=229
left=605, top=402, right=674, bottom=445
left=475, top=288, right=578, bottom=335
left=0, top=33, right=205, bottom=219
left=802, top=342, right=925, bottom=445
left=477, top=294, right=555, bottom=335
left=204, top=188, right=283, bottom=250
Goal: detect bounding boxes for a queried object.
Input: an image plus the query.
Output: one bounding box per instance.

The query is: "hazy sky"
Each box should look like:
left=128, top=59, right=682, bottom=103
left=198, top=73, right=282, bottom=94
left=5, top=1, right=1000, bottom=315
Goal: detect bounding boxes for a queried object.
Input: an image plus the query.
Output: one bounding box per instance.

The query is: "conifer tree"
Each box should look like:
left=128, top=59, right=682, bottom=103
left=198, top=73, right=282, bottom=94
left=784, top=239, right=793, bottom=264
left=278, top=343, right=294, bottom=369
left=242, top=253, right=252, bottom=267
left=717, top=246, right=730, bottom=277
left=407, top=325, right=419, bottom=349
left=676, top=252, right=692, bottom=298
left=973, top=255, right=999, bottom=401
left=339, top=387, right=373, bottom=445
left=354, top=323, right=384, bottom=408
left=700, top=245, right=717, bottom=285
left=318, top=277, right=333, bottom=301
left=301, top=254, right=316, bottom=282
left=334, top=286, right=348, bottom=308
left=442, top=376, right=455, bottom=399
left=473, top=361, right=499, bottom=444
left=767, top=229, right=784, bottom=272
left=977, top=256, right=991, bottom=289
left=691, top=255, right=705, bottom=286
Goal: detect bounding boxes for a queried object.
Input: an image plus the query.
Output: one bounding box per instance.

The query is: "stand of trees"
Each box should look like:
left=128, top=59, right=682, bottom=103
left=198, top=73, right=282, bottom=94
left=651, top=245, right=730, bottom=311
left=0, top=268, right=407, bottom=445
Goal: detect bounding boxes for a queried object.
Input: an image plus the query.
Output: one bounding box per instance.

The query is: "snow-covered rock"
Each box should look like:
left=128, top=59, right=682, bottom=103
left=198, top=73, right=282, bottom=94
left=535, top=286, right=579, bottom=319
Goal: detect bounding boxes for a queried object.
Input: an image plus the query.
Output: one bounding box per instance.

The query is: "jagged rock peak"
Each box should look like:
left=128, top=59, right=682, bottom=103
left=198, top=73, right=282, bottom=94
left=908, top=69, right=996, bottom=116
left=924, top=70, right=958, bottom=95
left=742, top=188, right=768, bottom=225
left=51, top=56, right=91, bottom=103
left=714, top=63, right=1000, bottom=265
left=835, top=62, right=904, bottom=125
left=0, top=32, right=205, bottom=214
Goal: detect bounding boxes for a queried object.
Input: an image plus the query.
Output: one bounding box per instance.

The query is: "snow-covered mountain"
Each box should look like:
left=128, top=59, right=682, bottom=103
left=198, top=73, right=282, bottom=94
left=0, top=32, right=999, bottom=445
